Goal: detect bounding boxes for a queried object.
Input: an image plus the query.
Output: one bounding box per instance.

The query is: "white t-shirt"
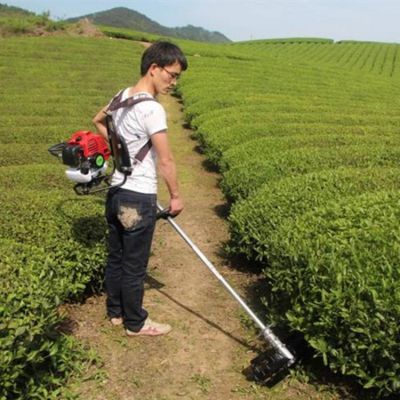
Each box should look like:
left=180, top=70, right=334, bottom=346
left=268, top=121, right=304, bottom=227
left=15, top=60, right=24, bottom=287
left=110, top=89, right=167, bottom=194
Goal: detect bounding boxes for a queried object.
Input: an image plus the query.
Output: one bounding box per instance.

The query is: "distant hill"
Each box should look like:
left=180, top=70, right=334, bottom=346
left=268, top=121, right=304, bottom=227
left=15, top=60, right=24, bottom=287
left=0, top=3, right=34, bottom=15
left=0, top=3, right=67, bottom=37
left=67, top=7, right=231, bottom=43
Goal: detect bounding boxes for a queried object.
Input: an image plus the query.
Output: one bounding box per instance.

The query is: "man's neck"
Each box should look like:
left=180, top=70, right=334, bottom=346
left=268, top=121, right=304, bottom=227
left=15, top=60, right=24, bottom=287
left=131, top=76, right=157, bottom=97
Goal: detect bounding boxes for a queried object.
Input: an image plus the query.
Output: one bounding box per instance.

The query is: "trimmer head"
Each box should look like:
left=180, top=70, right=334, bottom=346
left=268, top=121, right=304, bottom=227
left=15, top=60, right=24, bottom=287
left=250, top=331, right=308, bottom=386
left=250, top=347, right=295, bottom=386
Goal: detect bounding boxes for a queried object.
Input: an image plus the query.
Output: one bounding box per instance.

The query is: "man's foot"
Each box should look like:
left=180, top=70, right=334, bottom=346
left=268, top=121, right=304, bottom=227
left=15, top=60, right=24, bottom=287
left=126, top=318, right=172, bottom=336
left=110, top=317, right=123, bottom=326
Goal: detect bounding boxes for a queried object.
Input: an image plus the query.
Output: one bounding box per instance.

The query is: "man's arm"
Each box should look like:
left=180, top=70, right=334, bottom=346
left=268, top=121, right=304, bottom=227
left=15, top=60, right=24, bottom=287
left=92, top=105, right=109, bottom=141
left=151, top=131, right=183, bottom=216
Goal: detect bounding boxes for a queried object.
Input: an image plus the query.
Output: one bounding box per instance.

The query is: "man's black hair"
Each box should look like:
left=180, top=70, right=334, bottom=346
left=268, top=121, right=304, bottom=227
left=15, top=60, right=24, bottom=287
left=140, top=41, right=188, bottom=76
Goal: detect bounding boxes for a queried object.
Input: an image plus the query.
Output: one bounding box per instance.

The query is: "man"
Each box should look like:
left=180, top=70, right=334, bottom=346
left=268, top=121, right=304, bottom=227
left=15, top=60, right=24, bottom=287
left=93, top=41, right=188, bottom=336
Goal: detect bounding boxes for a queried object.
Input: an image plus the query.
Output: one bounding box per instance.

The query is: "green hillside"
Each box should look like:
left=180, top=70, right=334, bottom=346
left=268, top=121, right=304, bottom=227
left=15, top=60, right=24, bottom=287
left=67, top=7, right=231, bottom=43
left=0, top=2, right=64, bottom=36
left=0, top=3, right=34, bottom=15
left=1, top=21, right=400, bottom=398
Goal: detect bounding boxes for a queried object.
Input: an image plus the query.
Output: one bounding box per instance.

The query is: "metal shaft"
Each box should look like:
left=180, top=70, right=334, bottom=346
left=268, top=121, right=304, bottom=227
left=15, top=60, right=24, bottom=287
left=157, top=203, right=295, bottom=362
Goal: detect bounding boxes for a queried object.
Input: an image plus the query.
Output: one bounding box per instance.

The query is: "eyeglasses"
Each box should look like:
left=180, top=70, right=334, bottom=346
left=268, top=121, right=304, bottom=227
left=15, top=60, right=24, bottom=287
left=161, top=67, right=180, bottom=81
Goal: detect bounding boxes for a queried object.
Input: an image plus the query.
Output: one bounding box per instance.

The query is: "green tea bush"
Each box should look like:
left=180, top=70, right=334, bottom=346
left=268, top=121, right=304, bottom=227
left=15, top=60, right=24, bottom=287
left=177, top=36, right=400, bottom=396
left=0, top=240, right=88, bottom=399
left=221, top=143, right=400, bottom=201
left=1, top=144, right=54, bottom=166
left=220, top=133, right=400, bottom=171
left=229, top=40, right=400, bottom=79
left=100, top=25, right=166, bottom=43
left=228, top=167, right=400, bottom=261
left=190, top=110, right=400, bottom=167
left=195, top=123, right=400, bottom=167
left=0, top=190, right=107, bottom=286
left=0, top=189, right=106, bottom=400
left=0, top=164, right=68, bottom=191
left=0, top=35, right=146, bottom=398
left=260, top=190, right=400, bottom=396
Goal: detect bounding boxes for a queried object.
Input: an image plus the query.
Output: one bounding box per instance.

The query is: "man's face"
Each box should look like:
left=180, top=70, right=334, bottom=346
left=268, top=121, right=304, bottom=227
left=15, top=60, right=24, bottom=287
left=153, top=61, right=182, bottom=95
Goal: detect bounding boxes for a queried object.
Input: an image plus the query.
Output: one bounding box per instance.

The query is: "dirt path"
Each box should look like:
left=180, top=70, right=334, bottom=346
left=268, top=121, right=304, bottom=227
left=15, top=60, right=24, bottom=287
left=64, top=94, right=339, bottom=400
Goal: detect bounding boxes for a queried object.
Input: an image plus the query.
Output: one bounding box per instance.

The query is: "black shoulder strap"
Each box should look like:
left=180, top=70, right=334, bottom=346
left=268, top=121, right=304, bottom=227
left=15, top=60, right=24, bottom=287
left=107, top=95, right=156, bottom=112
left=106, top=92, right=158, bottom=164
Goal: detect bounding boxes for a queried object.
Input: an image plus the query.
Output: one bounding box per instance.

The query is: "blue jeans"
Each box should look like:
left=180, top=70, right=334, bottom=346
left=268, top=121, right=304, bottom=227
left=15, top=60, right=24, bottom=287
left=105, top=188, right=157, bottom=332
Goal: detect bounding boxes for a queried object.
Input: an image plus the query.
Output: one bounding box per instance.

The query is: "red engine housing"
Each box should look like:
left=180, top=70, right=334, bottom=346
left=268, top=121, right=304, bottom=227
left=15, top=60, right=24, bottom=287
left=67, top=131, right=111, bottom=159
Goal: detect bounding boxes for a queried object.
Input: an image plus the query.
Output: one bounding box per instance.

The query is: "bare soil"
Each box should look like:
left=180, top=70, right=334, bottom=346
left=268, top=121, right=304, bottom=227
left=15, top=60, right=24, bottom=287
left=29, top=18, right=104, bottom=38
left=63, top=94, right=342, bottom=400
left=65, top=18, right=104, bottom=37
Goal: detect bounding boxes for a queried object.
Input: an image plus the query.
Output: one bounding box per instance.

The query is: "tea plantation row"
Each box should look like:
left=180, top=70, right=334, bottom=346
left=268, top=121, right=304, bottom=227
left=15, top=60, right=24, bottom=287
left=233, top=40, right=400, bottom=78
left=0, top=36, right=144, bottom=399
left=176, top=41, right=400, bottom=396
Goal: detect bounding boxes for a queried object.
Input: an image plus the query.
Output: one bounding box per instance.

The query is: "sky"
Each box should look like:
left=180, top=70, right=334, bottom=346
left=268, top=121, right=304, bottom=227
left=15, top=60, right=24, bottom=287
left=4, top=0, right=400, bottom=43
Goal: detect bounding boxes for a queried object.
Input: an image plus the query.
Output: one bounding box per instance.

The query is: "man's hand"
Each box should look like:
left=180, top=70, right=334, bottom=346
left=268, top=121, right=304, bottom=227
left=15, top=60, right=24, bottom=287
left=169, top=196, right=184, bottom=216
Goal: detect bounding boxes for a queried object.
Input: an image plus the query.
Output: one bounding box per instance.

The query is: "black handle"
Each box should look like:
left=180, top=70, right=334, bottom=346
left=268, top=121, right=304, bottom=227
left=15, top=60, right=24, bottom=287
left=156, top=208, right=174, bottom=220
left=48, top=142, right=66, bottom=158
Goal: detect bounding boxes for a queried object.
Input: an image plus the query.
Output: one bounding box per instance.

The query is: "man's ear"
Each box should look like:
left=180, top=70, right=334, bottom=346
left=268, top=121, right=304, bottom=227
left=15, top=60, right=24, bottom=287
left=148, top=63, right=158, bottom=77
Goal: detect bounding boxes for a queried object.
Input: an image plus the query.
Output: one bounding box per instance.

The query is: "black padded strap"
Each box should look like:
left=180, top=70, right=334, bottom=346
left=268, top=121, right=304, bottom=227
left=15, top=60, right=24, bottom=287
left=106, top=92, right=157, bottom=117
left=106, top=93, right=158, bottom=165
left=134, top=140, right=152, bottom=163
left=108, top=96, right=156, bottom=112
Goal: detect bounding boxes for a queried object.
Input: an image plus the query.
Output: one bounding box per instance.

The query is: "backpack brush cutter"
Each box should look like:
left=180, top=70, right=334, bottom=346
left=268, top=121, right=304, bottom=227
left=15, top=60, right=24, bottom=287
left=49, top=95, right=307, bottom=384
left=48, top=130, right=112, bottom=195
left=48, top=95, right=155, bottom=195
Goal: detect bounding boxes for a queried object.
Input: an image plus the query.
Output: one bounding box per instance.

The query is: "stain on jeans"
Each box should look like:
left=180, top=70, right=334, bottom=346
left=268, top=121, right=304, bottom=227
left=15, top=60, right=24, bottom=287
left=118, top=204, right=142, bottom=230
